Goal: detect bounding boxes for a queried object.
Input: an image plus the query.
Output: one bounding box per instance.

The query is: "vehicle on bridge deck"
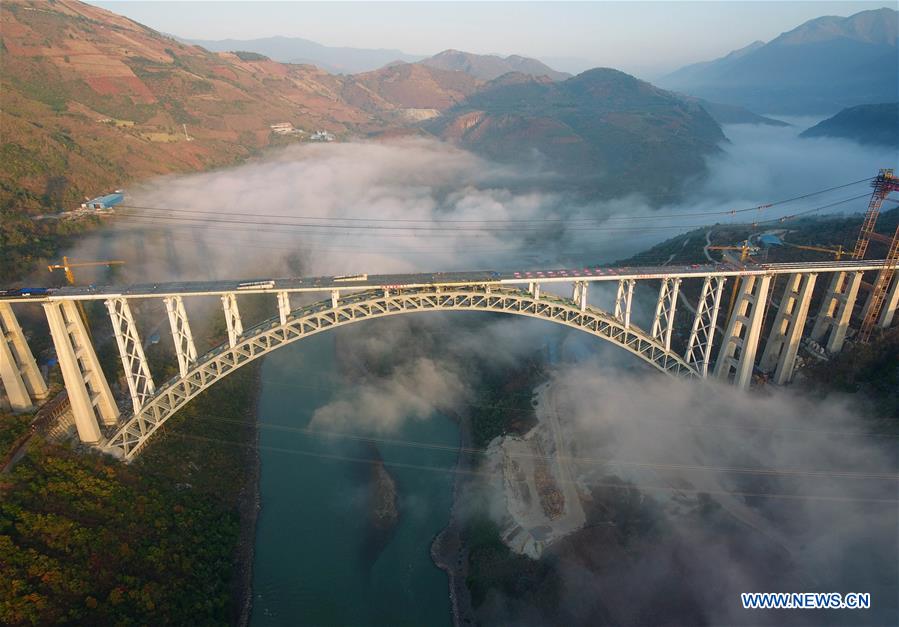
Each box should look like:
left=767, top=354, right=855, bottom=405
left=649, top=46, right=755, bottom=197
left=237, top=280, right=275, bottom=290
left=333, top=274, right=368, bottom=282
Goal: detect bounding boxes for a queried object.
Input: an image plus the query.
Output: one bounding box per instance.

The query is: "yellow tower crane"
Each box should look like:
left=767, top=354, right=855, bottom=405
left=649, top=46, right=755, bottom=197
left=47, top=257, right=125, bottom=286
left=47, top=257, right=125, bottom=337
left=783, top=243, right=845, bottom=260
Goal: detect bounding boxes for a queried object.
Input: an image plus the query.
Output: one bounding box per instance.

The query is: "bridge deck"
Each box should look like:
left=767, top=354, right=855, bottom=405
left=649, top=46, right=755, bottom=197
left=0, top=259, right=889, bottom=303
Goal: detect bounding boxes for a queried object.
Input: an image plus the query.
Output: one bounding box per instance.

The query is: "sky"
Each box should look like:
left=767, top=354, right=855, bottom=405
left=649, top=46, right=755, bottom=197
left=89, top=1, right=895, bottom=77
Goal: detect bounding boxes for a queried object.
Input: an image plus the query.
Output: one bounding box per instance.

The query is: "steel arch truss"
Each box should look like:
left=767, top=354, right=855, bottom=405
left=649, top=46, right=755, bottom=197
left=105, top=286, right=699, bottom=460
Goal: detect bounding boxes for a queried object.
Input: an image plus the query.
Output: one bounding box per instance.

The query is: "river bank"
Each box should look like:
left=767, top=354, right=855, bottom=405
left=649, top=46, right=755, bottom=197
left=233, top=368, right=263, bottom=627
left=431, top=410, right=476, bottom=627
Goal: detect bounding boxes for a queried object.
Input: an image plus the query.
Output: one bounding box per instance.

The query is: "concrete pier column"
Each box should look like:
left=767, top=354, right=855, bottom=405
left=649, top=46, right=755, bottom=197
left=44, top=301, right=119, bottom=443
left=0, top=302, right=48, bottom=411
left=759, top=273, right=816, bottom=384
left=714, top=274, right=772, bottom=390
left=810, top=271, right=862, bottom=354
left=879, top=275, right=899, bottom=328
left=0, top=328, right=33, bottom=411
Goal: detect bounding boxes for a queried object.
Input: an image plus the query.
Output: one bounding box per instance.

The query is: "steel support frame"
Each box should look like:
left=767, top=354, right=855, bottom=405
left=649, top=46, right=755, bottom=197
left=164, top=296, right=197, bottom=377
left=684, top=276, right=726, bottom=377
left=851, top=172, right=892, bottom=260
left=810, top=271, right=863, bottom=353
left=614, top=279, right=636, bottom=329
left=758, top=273, right=817, bottom=384
left=0, top=302, right=48, bottom=411
left=106, top=297, right=156, bottom=414
left=277, top=291, right=291, bottom=325
left=651, top=278, right=681, bottom=352
left=572, top=281, right=588, bottom=312
left=858, top=226, right=899, bottom=341
left=714, top=274, right=772, bottom=390
left=106, top=286, right=699, bottom=460
left=44, top=300, right=118, bottom=443
left=221, top=293, right=243, bottom=348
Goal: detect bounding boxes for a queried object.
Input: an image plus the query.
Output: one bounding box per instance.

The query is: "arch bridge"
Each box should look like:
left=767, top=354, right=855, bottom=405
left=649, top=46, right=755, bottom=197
left=2, top=259, right=897, bottom=461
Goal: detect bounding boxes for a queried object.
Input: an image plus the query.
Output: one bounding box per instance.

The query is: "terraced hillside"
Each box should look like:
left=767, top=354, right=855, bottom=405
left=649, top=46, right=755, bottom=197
left=1, top=0, right=377, bottom=213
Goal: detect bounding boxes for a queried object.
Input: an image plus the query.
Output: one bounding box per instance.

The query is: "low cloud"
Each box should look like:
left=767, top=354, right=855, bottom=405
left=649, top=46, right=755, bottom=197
left=473, top=359, right=898, bottom=625
left=62, top=125, right=897, bottom=286
left=309, top=356, right=467, bottom=433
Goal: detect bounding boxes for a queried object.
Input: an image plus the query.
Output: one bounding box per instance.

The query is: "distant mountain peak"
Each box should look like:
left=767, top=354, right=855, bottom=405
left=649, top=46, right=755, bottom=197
left=725, top=40, right=765, bottom=59
left=658, top=7, right=898, bottom=114
left=420, top=49, right=570, bottom=82
left=771, top=7, right=897, bottom=47
left=187, top=34, right=424, bottom=74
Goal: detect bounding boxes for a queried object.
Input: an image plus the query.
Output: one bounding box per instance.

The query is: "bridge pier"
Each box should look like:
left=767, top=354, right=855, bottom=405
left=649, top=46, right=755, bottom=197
left=810, top=271, right=862, bottom=353
left=714, top=274, right=771, bottom=390
left=0, top=302, right=48, bottom=411
left=759, top=273, right=816, bottom=384
left=879, top=275, right=899, bottom=328
left=44, top=301, right=118, bottom=443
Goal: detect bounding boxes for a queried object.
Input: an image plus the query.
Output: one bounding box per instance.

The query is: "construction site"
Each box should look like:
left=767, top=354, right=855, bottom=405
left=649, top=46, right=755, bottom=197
left=486, top=380, right=587, bottom=559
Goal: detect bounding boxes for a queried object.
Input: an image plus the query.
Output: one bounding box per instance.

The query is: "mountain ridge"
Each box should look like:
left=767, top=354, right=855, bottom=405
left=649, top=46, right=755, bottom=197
left=800, top=102, right=899, bottom=147
left=419, top=49, right=570, bottom=81
left=428, top=68, right=726, bottom=200
left=186, top=35, right=424, bottom=74
left=2, top=0, right=729, bottom=212
left=658, top=8, right=899, bottom=114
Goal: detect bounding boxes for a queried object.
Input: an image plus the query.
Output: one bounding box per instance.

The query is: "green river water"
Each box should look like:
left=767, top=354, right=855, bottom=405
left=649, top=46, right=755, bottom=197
left=250, top=331, right=458, bottom=626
